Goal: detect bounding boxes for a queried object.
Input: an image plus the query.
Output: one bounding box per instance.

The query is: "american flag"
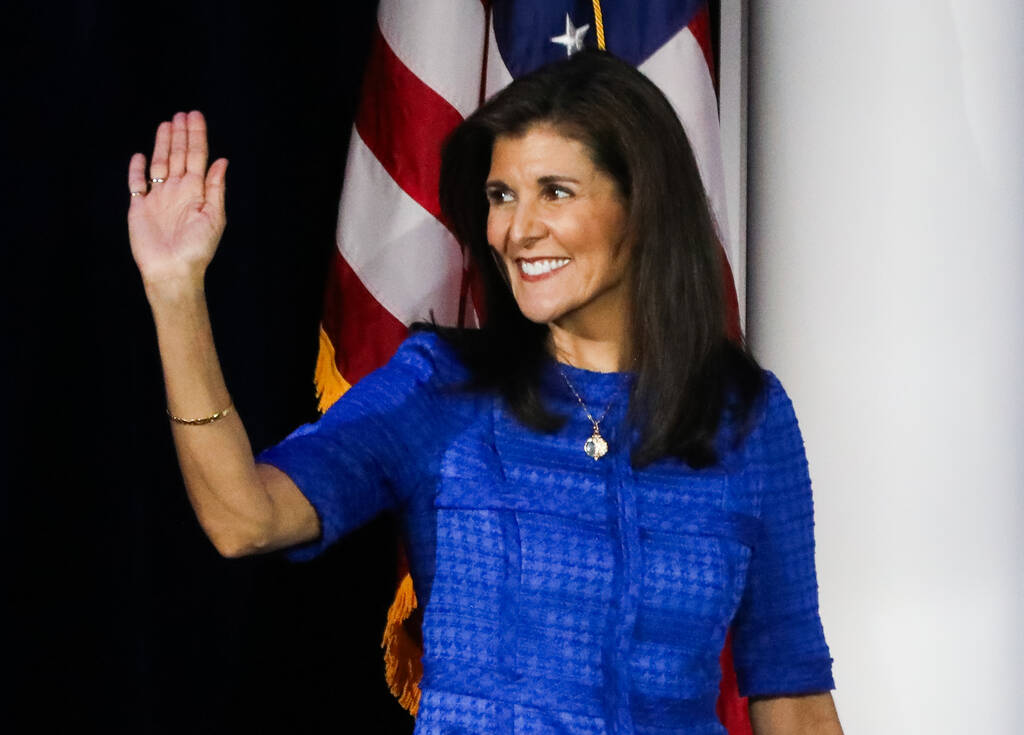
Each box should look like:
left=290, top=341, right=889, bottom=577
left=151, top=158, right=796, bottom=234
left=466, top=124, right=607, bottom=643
left=314, top=1, right=749, bottom=731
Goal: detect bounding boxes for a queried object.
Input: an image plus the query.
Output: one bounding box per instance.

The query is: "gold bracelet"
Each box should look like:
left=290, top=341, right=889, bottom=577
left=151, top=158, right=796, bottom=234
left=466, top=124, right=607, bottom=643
left=167, top=401, right=233, bottom=425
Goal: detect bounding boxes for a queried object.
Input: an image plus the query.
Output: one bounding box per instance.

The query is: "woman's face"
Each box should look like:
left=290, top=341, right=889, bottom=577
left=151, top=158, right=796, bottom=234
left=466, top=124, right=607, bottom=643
left=485, top=125, right=631, bottom=332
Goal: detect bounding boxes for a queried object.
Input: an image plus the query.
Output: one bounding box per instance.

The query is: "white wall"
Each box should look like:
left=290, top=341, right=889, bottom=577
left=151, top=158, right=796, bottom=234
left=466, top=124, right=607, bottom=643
left=745, top=2, right=1024, bottom=733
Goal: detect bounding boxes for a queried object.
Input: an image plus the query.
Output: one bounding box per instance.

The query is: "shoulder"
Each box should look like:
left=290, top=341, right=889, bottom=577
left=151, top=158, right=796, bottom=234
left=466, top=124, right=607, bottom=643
left=386, top=329, right=470, bottom=388
left=743, top=369, right=809, bottom=466
left=312, top=331, right=472, bottom=431
left=756, top=370, right=799, bottom=426
left=721, top=369, right=800, bottom=454
left=757, top=369, right=789, bottom=408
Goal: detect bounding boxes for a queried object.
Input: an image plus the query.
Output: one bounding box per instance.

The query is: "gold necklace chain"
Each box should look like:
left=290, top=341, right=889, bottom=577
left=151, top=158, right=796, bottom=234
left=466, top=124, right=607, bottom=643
left=558, top=367, right=619, bottom=460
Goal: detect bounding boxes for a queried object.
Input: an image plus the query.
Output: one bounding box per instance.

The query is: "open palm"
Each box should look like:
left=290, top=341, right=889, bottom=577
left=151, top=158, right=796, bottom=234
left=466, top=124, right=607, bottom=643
left=127, top=110, right=228, bottom=289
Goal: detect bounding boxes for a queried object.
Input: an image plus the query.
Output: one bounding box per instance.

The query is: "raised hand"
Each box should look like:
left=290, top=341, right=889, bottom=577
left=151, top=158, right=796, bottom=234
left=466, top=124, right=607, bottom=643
left=127, top=110, right=228, bottom=293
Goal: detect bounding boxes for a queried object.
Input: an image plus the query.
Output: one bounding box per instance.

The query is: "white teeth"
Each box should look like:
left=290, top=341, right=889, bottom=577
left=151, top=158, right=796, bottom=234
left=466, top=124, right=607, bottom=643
left=519, top=258, right=570, bottom=276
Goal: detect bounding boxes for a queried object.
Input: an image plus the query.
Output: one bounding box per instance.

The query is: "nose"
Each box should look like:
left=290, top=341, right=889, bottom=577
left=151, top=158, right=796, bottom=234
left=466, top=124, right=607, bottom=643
left=508, top=196, right=546, bottom=249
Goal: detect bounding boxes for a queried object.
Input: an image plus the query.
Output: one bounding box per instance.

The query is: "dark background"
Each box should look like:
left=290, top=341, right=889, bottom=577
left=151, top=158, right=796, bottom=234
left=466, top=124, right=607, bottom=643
left=3, top=2, right=720, bottom=732
left=4, top=1, right=414, bottom=732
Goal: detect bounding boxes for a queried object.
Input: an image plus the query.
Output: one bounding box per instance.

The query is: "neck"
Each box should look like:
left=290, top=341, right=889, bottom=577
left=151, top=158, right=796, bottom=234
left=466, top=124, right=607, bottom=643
left=548, top=323, right=633, bottom=373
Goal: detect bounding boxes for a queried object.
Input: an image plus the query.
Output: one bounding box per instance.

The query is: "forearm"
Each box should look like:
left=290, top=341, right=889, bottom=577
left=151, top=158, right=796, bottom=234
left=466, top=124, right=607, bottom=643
left=147, top=280, right=275, bottom=556
left=749, top=692, right=844, bottom=735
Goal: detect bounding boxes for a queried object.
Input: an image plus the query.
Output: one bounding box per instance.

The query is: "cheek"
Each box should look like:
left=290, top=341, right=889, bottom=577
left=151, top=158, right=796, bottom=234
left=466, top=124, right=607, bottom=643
left=575, top=224, right=619, bottom=268
left=486, top=211, right=506, bottom=250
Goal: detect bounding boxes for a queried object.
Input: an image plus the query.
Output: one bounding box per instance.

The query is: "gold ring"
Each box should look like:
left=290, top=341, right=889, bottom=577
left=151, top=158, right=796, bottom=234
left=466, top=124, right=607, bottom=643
left=130, top=191, right=145, bottom=197
left=149, top=177, right=166, bottom=184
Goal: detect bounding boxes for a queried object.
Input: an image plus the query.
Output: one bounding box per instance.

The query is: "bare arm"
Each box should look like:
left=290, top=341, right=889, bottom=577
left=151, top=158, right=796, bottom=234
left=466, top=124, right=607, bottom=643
left=749, top=692, right=843, bottom=735
left=129, top=111, right=318, bottom=557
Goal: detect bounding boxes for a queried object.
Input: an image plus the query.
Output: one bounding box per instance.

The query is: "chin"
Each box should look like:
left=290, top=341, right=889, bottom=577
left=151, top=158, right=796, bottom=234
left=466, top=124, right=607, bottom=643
left=514, top=299, right=569, bottom=326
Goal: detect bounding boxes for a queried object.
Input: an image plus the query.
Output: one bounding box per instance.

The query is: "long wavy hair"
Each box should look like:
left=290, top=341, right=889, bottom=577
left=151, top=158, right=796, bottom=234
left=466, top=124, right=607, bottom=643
left=423, top=50, right=763, bottom=469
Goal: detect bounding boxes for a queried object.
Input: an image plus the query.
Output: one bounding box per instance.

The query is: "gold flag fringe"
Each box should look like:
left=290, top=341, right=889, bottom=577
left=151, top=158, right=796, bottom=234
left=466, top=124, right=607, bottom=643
left=314, top=325, right=424, bottom=715
left=382, top=573, right=423, bottom=715
left=314, top=324, right=352, bottom=413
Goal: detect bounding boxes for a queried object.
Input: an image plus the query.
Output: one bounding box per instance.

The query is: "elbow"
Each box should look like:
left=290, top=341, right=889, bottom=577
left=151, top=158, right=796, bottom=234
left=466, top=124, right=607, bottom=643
left=190, top=488, right=278, bottom=559
left=214, top=536, right=258, bottom=558
left=212, top=532, right=270, bottom=559
left=205, top=520, right=274, bottom=559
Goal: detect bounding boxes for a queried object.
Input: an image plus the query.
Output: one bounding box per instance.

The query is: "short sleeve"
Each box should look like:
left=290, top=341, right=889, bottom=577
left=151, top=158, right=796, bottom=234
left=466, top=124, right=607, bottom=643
left=256, top=332, right=448, bottom=561
left=731, top=372, right=835, bottom=697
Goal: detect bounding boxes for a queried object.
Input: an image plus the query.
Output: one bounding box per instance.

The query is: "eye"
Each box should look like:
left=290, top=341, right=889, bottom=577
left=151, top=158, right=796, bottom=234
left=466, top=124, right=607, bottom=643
left=543, top=184, right=573, bottom=200
left=486, top=187, right=514, bottom=205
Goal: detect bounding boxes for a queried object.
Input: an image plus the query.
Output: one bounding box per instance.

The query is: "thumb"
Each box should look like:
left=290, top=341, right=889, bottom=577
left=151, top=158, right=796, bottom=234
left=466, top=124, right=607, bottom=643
left=204, top=158, right=228, bottom=220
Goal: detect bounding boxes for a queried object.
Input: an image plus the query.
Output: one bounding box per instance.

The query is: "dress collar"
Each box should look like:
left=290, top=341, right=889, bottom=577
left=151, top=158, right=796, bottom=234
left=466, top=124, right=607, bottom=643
left=540, top=357, right=635, bottom=407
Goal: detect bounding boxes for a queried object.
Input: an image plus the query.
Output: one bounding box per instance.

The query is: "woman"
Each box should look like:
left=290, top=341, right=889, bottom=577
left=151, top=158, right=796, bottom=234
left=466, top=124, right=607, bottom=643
left=128, top=51, right=842, bottom=734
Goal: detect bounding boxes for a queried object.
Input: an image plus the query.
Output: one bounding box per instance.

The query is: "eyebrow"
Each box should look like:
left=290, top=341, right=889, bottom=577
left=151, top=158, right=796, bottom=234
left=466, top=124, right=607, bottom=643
left=484, top=175, right=581, bottom=188
left=538, top=175, right=580, bottom=185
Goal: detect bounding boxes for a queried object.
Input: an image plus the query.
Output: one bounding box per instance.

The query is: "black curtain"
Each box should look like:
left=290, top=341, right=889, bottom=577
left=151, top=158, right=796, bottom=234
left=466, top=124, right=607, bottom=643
left=5, top=2, right=414, bottom=732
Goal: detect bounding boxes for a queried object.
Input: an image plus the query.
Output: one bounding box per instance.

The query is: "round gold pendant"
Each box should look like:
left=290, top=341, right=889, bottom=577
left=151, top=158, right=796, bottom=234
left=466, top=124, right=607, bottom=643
left=583, top=431, right=608, bottom=460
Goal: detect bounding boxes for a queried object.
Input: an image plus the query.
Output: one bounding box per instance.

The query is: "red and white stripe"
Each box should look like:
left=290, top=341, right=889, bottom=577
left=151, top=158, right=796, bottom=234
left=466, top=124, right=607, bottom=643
left=325, top=0, right=485, bottom=384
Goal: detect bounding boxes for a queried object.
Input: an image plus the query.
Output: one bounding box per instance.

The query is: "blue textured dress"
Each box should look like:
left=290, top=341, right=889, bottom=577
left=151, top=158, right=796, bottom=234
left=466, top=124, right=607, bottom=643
left=257, top=332, right=834, bottom=735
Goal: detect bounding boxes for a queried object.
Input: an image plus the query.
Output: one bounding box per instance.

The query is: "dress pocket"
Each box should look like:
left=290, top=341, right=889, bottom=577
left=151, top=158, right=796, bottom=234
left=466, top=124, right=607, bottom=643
left=426, top=471, right=521, bottom=676
left=429, top=466, right=616, bottom=689
left=430, top=473, right=514, bottom=610
left=629, top=506, right=762, bottom=698
left=633, top=507, right=762, bottom=646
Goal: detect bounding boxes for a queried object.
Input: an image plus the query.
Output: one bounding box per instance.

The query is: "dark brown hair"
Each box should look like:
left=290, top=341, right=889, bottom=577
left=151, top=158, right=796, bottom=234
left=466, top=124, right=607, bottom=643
left=423, top=50, right=763, bottom=468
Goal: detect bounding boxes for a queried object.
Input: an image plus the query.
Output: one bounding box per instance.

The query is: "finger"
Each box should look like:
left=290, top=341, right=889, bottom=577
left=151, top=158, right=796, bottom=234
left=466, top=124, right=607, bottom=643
left=186, top=110, right=209, bottom=175
left=203, top=158, right=228, bottom=220
left=168, top=111, right=188, bottom=178
left=128, top=153, right=149, bottom=203
left=150, top=121, right=171, bottom=181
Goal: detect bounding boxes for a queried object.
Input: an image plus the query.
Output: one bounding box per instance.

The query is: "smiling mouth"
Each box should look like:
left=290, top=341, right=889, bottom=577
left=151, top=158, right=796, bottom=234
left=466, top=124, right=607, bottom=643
left=518, top=258, right=571, bottom=277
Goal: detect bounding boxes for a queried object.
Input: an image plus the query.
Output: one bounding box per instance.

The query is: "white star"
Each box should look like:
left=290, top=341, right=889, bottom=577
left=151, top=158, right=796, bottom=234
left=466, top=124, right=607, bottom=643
left=550, top=14, right=590, bottom=57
